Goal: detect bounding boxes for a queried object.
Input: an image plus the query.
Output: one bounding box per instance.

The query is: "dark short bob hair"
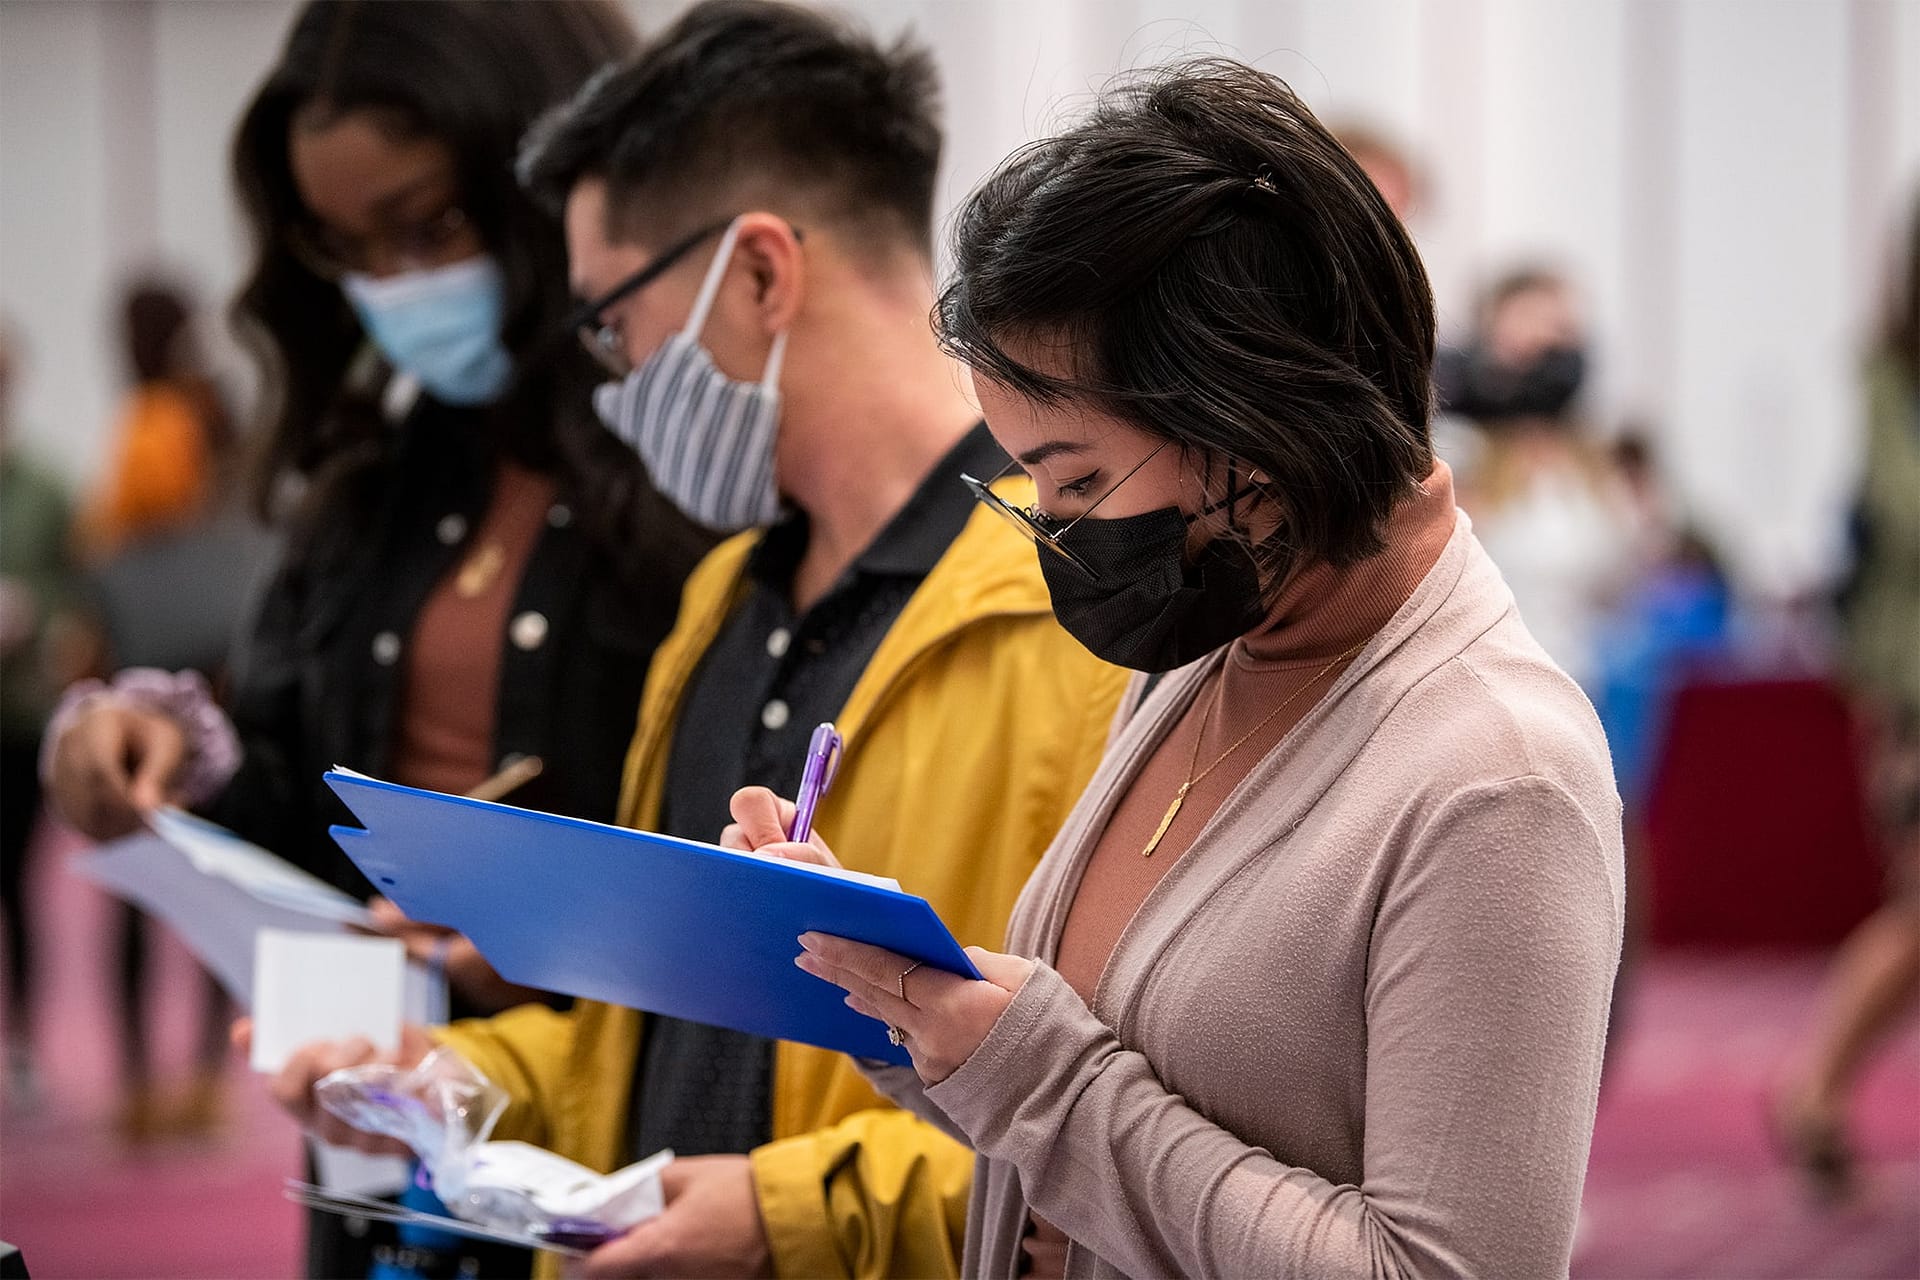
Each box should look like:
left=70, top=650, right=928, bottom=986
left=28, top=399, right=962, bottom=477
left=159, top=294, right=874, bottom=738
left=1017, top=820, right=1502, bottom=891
left=939, top=58, right=1436, bottom=570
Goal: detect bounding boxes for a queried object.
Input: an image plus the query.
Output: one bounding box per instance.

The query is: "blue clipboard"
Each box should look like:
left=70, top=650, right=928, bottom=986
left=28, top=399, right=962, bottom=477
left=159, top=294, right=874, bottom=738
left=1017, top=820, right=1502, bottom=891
left=324, top=769, right=978, bottom=1064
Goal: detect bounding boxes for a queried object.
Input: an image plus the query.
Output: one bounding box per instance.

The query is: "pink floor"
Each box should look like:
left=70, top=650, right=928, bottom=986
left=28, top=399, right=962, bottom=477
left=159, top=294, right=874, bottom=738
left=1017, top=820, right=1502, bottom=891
left=1574, top=953, right=1919, bottom=1279
left=0, top=825, right=302, bottom=1278
left=2, top=823, right=1917, bottom=1279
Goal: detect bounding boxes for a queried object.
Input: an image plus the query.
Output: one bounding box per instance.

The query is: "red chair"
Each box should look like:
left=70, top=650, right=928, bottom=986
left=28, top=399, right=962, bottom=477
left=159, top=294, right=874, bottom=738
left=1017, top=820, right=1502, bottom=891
left=1643, top=676, right=1884, bottom=948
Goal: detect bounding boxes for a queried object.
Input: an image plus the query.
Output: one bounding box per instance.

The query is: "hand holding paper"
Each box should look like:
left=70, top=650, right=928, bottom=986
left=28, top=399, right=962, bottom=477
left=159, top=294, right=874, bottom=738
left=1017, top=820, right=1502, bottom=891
left=576, top=1155, right=768, bottom=1280
left=46, top=699, right=191, bottom=839
left=76, top=812, right=447, bottom=1197
left=285, top=1047, right=673, bottom=1257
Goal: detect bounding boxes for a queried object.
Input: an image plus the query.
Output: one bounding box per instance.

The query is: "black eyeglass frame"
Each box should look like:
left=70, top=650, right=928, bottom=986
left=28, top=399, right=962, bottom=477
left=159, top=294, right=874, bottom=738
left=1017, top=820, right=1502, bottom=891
left=287, top=204, right=477, bottom=282
left=566, top=218, right=806, bottom=376
left=568, top=218, right=732, bottom=375
left=960, top=441, right=1171, bottom=576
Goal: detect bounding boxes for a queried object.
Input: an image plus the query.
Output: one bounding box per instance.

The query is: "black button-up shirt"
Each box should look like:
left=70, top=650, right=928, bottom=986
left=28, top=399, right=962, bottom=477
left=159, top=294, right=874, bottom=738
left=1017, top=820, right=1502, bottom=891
left=629, top=424, right=1005, bottom=1160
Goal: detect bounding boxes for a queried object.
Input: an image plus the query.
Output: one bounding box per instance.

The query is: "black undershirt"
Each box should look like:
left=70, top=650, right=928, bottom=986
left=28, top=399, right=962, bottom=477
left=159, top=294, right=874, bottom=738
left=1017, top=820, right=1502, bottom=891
left=627, top=423, right=1005, bottom=1160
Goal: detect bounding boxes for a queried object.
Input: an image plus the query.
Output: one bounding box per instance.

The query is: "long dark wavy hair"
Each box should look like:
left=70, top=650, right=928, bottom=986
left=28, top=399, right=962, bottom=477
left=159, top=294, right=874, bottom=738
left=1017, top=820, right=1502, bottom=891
left=231, top=0, right=686, bottom=578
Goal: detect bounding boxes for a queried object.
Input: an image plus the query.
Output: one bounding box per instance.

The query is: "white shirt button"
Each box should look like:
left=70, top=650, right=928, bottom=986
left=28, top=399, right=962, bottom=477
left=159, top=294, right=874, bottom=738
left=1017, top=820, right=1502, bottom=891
left=761, top=699, right=790, bottom=731
left=435, top=513, right=468, bottom=545
left=766, top=627, right=792, bottom=658
left=371, top=631, right=402, bottom=666
left=547, top=503, right=573, bottom=529
left=509, top=610, right=549, bottom=652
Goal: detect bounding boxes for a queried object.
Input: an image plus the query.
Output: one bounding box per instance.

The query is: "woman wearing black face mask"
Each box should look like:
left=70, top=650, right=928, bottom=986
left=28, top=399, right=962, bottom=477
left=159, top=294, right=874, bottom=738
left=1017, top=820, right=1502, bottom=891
left=1437, top=269, right=1638, bottom=693
left=1434, top=267, right=1590, bottom=427
left=729, top=60, right=1625, bottom=1279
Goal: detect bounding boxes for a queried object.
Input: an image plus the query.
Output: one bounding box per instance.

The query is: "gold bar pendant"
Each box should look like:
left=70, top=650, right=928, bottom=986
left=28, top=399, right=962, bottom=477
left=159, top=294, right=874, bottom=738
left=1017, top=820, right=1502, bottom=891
left=1142, top=783, right=1189, bottom=858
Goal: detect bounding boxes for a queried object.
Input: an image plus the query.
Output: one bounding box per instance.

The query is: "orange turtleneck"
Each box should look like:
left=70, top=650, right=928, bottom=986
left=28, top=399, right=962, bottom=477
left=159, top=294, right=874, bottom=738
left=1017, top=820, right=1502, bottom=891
left=1023, top=461, right=1459, bottom=1277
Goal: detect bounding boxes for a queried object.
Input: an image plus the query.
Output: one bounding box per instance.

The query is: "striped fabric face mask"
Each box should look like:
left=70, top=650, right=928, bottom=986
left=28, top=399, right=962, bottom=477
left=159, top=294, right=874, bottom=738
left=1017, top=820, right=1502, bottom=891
left=592, top=218, right=788, bottom=532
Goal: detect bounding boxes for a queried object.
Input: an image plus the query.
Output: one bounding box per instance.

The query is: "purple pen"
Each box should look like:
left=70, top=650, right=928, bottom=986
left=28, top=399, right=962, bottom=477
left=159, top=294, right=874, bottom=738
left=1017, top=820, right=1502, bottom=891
left=534, top=1218, right=624, bottom=1251
left=788, top=722, right=842, bottom=844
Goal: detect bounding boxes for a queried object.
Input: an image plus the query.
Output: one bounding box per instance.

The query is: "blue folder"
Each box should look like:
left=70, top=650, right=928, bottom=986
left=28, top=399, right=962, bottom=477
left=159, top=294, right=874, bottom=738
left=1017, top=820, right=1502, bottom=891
left=325, top=769, right=979, bottom=1065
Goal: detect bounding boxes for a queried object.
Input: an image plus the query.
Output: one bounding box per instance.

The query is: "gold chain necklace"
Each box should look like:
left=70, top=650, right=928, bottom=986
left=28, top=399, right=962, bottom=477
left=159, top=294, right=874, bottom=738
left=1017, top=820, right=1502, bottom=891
left=1141, top=638, right=1368, bottom=857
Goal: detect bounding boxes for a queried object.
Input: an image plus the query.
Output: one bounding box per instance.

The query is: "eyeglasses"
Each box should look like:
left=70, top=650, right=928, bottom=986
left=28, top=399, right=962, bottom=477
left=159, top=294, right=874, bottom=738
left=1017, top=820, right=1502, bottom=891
left=960, top=441, right=1170, bottom=576
left=566, top=219, right=736, bottom=377
left=288, top=204, right=476, bottom=281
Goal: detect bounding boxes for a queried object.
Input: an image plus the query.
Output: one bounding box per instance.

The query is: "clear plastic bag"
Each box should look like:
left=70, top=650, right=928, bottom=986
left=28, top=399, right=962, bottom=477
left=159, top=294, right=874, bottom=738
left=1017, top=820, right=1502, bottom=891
left=315, top=1046, right=670, bottom=1240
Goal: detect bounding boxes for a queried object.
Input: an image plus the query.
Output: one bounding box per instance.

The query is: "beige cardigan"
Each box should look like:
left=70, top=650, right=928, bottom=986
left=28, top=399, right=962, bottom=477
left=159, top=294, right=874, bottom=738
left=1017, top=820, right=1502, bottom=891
left=867, top=516, right=1624, bottom=1278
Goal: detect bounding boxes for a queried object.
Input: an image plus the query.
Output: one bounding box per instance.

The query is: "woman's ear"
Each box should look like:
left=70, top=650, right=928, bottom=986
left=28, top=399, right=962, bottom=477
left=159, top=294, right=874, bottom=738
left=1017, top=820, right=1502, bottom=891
left=732, top=212, right=805, bottom=336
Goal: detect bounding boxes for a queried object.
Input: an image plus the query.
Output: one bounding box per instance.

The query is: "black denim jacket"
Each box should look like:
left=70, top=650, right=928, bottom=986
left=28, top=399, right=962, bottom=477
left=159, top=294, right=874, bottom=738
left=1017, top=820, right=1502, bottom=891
left=208, top=401, right=713, bottom=897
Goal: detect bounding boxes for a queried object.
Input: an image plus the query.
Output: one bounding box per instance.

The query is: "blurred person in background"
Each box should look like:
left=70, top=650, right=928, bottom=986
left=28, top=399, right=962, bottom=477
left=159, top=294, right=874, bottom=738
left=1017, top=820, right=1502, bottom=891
left=79, top=279, right=271, bottom=692
left=1438, top=267, right=1639, bottom=695
left=1609, top=430, right=1681, bottom=566
left=71, top=277, right=253, bottom=1145
left=1772, top=193, right=1920, bottom=1204
left=1584, top=429, right=1734, bottom=1061
left=1332, top=120, right=1423, bottom=225
left=0, top=322, right=81, bottom=1116
left=40, top=1, right=711, bottom=1275
left=1590, top=429, right=1734, bottom=813
left=77, top=280, right=231, bottom=560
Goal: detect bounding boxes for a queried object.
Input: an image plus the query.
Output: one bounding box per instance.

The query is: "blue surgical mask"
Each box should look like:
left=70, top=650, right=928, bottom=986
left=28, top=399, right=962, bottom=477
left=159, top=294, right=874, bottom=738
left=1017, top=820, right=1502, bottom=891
left=341, top=255, right=514, bottom=406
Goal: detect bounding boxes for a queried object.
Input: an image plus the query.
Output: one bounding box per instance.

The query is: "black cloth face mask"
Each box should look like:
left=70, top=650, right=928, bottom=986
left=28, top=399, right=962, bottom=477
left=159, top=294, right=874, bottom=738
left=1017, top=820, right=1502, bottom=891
left=1435, top=343, right=1587, bottom=424
left=1038, top=505, right=1269, bottom=673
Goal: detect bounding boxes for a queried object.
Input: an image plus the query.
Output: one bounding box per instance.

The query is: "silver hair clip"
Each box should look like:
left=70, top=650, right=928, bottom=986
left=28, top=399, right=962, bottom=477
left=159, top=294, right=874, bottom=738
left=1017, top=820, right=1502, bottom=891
left=1250, top=170, right=1278, bottom=194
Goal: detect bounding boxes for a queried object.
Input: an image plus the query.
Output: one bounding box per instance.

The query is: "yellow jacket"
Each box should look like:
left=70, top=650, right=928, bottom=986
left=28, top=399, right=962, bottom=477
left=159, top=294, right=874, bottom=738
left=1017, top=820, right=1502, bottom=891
left=437, top=485, right=1128, bottom=1278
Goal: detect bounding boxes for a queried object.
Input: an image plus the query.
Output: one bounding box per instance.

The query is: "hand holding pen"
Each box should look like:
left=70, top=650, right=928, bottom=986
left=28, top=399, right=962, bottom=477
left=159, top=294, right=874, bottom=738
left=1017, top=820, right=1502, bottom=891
left=719, top=722, right=845, bottom=868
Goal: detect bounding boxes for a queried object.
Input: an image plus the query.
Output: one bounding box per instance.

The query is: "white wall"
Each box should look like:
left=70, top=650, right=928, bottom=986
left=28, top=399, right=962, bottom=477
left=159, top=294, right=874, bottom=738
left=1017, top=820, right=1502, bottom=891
left=3, top=0, right=1916, bottom=593
left=0, top=0, right=292, bottom=485
left=2, top=1, right=117, bottom=480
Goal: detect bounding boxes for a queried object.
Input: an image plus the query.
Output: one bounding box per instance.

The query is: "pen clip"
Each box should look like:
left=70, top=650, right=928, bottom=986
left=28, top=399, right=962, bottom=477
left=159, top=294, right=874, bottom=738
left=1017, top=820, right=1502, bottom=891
left=817, top=728, right=844, bottom=792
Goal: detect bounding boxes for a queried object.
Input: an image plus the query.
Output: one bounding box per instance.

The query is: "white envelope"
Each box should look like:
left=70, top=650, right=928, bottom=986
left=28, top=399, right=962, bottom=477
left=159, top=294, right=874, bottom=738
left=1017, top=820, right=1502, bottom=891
left=250, top=929, right=405, bottom=1073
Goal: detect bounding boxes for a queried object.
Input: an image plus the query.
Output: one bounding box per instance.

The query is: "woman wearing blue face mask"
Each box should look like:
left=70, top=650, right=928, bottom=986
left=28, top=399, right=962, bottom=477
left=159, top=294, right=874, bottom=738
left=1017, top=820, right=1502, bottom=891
left=41, top=3, right=713, bottom=1275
